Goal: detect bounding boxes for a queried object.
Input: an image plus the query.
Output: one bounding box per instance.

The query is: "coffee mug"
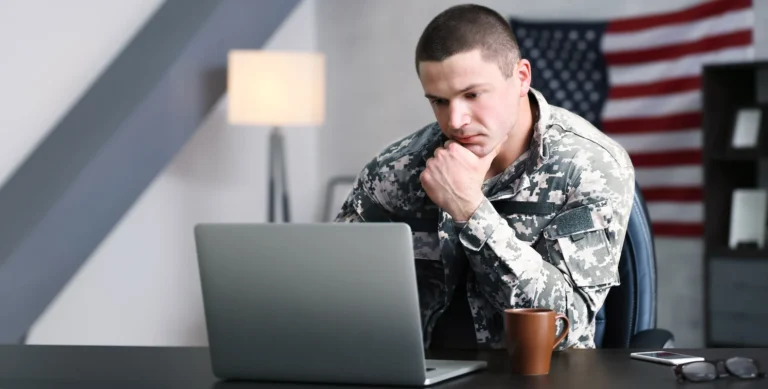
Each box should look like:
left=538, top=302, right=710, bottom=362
left=503, top=308, right=570, bottom=375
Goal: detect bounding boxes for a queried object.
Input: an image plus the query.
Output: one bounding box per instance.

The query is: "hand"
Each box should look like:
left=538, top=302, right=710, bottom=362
left=420, top=138, right=505, bottom=221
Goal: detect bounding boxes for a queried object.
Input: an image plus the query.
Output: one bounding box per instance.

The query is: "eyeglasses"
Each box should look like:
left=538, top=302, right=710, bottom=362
left=673, top=357, right=766, bottom=383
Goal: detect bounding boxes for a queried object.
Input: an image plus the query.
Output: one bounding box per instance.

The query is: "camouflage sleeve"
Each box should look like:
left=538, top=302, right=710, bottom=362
left=335, top=193, right=365, bottom=222
left=333, top=162, right=393, bottom=223
left=459, top=150, right=634, bottom=349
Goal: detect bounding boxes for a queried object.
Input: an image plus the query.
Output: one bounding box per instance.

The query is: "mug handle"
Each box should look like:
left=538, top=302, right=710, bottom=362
left=552, top=313, right=570, bottom=350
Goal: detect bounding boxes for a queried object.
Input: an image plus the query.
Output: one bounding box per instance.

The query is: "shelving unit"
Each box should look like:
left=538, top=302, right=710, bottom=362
left=702, top=61, right=768, bottom=347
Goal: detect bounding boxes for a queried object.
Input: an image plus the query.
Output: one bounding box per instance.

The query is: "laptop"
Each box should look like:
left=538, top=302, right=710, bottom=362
left=194, top=222, right=487, bottom=386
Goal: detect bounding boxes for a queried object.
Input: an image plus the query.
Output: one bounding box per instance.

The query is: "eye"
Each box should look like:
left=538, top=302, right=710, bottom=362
left=466, top=92, right=479, bottom=99
left=431, top=99, right=448, bottom=106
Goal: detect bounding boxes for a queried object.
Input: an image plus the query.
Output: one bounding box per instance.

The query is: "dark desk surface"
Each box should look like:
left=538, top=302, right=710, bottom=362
left=0, top=345, right=766, bottom=388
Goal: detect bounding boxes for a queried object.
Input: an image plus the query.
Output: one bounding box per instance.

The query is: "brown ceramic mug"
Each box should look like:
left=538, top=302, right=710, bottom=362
left=503, top=308, right=570, bottom=375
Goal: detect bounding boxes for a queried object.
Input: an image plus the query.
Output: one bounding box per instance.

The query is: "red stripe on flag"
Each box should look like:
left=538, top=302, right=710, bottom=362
left=652, top=222, right=703, bottom=237
left=605, top=30, right=752, bottom=65
left=610, top=76, right=701, bottom=99
left=642, top=187, right=702, bottom=202
left=607, top=0, right=751, bottom=33
left=602, top=112, right=701, bottom=134
left=630, top=149, right=701, bottom=167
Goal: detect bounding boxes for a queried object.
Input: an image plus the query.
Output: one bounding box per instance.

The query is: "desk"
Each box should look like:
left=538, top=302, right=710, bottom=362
left=0, top=345, right=765, bottom=388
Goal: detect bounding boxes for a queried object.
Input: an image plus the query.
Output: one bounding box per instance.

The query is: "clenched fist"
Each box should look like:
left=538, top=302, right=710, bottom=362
left=420, top=139, right=504, bottom=221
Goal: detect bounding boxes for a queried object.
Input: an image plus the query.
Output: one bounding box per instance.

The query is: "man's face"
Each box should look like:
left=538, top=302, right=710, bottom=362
left=418, top=49, right=529, bottom=157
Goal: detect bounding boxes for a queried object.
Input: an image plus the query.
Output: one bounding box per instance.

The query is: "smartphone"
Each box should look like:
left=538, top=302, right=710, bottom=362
left=630, top=351, right=705, bottom=366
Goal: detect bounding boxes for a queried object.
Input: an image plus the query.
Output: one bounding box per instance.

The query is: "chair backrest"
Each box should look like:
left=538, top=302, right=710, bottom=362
left=594, top=181, right=658, bottom=348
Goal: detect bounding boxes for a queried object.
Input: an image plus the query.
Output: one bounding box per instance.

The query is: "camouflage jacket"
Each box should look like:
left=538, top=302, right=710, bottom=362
left=335, top=88, right=635, bottom=350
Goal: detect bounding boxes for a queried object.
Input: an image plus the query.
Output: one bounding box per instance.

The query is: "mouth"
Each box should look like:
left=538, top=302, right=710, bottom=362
left=455, top=135, right=481, bottom=143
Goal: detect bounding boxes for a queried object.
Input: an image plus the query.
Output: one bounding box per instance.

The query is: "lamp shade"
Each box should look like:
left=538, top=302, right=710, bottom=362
left=227, top=50, right=325, bottom=126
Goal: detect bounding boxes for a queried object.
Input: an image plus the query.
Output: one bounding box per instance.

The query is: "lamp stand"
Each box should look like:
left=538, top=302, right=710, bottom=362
left=268, top=126, right=290, bottom=223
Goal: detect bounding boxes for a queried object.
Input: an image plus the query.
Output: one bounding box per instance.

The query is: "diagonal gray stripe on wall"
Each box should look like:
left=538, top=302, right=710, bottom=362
left=0, top=0, right=300, bottom=343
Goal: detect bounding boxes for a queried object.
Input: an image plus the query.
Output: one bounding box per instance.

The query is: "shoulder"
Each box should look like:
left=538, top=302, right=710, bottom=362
left=539, top=106, right=635, bottom=243
left=354, top=122, right=442, bottom=212
left=546, top=106, right=633, bottom=173
left=370, top=122, right=442, bottom=169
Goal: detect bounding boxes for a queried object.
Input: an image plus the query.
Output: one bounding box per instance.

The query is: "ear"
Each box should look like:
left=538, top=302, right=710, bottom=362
left=515, top=59, right=532, bottom=97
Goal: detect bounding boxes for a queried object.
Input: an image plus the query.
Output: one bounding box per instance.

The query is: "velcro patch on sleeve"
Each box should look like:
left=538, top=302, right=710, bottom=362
left=555, top=205, right=594, bottom=236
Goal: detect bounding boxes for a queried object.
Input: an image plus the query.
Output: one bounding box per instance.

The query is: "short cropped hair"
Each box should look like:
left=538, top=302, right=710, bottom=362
left=415, top=4, right=520, bottom=78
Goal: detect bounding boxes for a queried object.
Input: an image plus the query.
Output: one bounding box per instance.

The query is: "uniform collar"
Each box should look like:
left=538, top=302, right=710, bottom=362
left=484, top=87, right=555, bottom=198
left=527, top=87, right=553, bottom=166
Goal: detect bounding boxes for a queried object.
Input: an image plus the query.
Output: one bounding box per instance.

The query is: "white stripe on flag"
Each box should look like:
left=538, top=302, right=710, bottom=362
left=609, top=128, right=701, bottom=154
left=608, top=46, right=753, bottom=86
left=648, top=202, right=703, bottom=223
left=635, top=165, right=701, bottom=187
left=602, top=8, right=753, bottom=52
left=602, top=90, right=700, bottom=120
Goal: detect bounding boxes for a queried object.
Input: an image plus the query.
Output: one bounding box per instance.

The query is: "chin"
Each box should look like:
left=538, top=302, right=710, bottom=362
left=463, top=143, right=488, bottom=157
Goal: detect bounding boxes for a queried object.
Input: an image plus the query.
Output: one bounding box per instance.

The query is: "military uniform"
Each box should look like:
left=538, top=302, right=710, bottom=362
left=334, top=88, right=635, bottom=350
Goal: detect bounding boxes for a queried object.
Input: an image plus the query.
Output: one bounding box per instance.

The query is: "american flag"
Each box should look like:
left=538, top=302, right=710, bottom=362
left=509, top=0, right=754, bottom=237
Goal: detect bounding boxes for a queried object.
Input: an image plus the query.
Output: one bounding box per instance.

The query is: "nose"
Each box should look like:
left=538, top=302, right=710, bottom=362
left=448, top=102, right=470, bottom=130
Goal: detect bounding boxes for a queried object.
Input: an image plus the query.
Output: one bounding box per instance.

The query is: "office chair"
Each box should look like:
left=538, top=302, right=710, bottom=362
left=595, top=181, right=675, bottom=349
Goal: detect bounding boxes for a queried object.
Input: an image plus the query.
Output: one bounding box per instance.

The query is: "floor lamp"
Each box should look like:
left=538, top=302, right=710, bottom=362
left=227, top=50, right=325, bottom=222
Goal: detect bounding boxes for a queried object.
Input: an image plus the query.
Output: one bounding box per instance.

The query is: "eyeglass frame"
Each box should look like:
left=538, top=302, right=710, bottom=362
left=673, top=357, right=766, bottom=383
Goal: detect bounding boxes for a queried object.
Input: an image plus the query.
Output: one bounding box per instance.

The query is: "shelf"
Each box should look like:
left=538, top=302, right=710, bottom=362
left=704, top=61, right=768, bottom=71
left=708, top=247, right=768, bottom=259
left=702, top=61, right=768, bottom=348
left=708, top=150, right=767, bottom=161
left=704, top=103, right=767, bottom=157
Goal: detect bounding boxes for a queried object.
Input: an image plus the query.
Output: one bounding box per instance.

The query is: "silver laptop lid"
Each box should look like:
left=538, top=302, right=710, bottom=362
left=194, top=223, right=429, bottom=385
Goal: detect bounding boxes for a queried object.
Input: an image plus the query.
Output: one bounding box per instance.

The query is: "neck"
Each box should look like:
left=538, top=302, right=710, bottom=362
left=487, top=94, right=534, bottom=178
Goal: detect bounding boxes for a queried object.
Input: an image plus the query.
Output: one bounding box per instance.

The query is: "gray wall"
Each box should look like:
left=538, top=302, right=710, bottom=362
left=0, top=0, right=299, bottom=344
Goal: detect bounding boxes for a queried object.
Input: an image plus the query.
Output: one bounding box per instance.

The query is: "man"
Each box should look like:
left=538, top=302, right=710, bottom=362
left=335, top=3, right=634, bottom=350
